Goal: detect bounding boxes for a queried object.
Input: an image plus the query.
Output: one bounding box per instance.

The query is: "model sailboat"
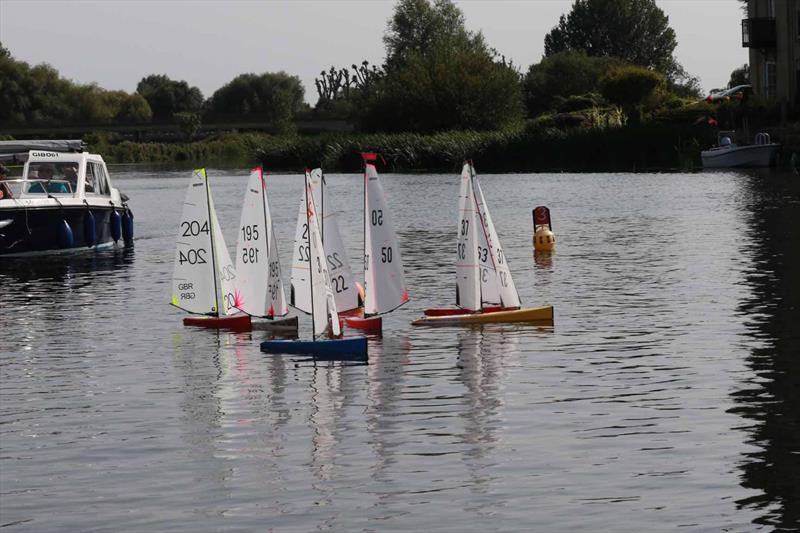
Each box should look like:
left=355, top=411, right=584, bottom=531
left=412, top=162, right=553, bottom=326
left=233, top=166, right=297, bottom=332
left=290, top=168, right=361, bottom=316
left=171, top=168, right=251, bottom=331
left=261, top=170, right=367, bottom=360
left=345, top=152, right=410, bottom=332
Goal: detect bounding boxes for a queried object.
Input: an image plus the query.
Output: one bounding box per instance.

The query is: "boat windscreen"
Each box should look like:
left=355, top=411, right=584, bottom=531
left=25, top=162, right=79, bottom=193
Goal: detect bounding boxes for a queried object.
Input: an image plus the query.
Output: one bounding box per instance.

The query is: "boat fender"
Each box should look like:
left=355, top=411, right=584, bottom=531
left=83, top=210, right=96, bottom=247
left=122, top=207, right=134, bottom=246
left=110, top=209, right=122, bottom=243
left=57, top=219, right=74, bottom=248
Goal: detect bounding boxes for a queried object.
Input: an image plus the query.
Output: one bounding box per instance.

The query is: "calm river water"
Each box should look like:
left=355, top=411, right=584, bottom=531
left=1, top=167, right=798, bottom=531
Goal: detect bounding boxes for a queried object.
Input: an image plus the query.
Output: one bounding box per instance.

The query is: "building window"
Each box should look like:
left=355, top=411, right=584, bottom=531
left=765, top=61, right=777, bottom=99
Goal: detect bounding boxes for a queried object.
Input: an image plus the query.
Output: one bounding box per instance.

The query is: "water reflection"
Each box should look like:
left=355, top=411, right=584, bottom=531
left=732, top=170, right=800, bottom=530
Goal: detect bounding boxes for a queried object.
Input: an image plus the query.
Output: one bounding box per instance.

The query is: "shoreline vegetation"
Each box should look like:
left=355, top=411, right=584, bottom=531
left=82, top=122, right=717, bottom=173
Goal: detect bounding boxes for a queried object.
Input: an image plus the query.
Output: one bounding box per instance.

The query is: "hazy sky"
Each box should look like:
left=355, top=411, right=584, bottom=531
left=0, top=0, right=748, bottom=103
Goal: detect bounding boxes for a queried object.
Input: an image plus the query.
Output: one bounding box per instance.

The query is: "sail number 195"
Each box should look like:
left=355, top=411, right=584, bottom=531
left=241, top=224, right=259, bottom=241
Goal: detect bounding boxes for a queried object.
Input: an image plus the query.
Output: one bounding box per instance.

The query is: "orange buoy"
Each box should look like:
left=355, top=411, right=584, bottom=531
left=532, top=206, right=555, bottom=252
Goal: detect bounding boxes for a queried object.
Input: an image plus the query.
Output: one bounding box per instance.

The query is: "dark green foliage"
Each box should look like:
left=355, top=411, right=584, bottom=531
left=207, top=72, right=305, bottom=134
left=0, top=46, right=152, bottom=126
left=523, top=51, right=620, bottom=116
left=173, top=112, right=202, bottom=141
left=544, top=0, right=681, bottom=79
left=355, top=0, right=523, bottom=132
left=383, top=0, right=488, bottom=67
left=600, top=66, right=664, bottom=123
left=135, top=74, right=203, bottom=120
left=249, top=122, right=711, bottom=172
left=359, top=46, right=524, bottom=132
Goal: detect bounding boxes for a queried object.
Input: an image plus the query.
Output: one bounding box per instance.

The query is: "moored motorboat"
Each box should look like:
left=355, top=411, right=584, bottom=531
left=701, top=132, right=780, bottom=168
left=0, top=140, right=133, bottom=256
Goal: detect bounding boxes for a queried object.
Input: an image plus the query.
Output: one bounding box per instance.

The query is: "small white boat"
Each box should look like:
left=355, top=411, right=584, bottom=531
left=233, top=166, right=296, bottom=332
left=0, top=139, right=133, bottom=255
left=290, top=168, right=360, bottom=316
left=261, top=170, right=367, bottom=361
left=344, top=153, right=410, bottom=332
left=171, top=168, right=250, bottom=331
left=701, top=132, right=780, bottom=168
left=413, top=161, right=553, bottom=326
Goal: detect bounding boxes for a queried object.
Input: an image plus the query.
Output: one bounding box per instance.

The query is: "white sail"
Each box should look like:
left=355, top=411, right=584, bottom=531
left=364, top=162, right=409, bottom=315
left=456, top=165, right=481, bottom=311
left=170, top=168, right=221, bottom=315
left=312, top=169, right=359, bottom=312
left=471, top=167, right=521, bottom=309
left=208, top=182, right=237, bottom=316
left=305, top=173, right=341, bottom=338
left=234, top=167, right=287, bottom=318
left=290, top=184, right=313, bottom=313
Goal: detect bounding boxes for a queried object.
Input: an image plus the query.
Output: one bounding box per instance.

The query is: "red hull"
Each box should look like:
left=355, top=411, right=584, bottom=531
left=423, top=306, right=518, bottom=317
left=345, top=315, right=382, bottom=332
left=183, top=314, right=252, bottom=332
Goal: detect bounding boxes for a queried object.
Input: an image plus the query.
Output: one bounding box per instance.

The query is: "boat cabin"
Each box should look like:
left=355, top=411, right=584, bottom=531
left=15, top=152, right=115, bottom=201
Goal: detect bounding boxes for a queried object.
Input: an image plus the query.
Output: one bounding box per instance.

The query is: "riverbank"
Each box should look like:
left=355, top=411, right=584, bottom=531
left=89, top=122, right=716, bottom=172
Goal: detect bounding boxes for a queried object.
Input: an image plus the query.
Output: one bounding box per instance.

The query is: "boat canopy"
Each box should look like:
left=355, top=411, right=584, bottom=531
left=0, top=140, right=86, bottom=162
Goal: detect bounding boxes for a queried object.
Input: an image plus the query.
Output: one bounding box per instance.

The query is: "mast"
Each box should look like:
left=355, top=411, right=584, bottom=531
left=305, top=170, right=316, bottom=339
left=363, top=157, right=368, bottom=316
left=204, top=169, right=221, bottom=317
left=470, top=162, right=498, bottom=307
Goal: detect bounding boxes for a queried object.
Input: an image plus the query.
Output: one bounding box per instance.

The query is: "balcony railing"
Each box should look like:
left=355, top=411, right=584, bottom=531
left=742, top=18, right=776, bottom=48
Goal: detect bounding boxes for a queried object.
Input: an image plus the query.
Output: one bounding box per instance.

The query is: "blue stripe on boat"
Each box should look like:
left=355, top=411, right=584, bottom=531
left=260, top=336, right=368, bottom=361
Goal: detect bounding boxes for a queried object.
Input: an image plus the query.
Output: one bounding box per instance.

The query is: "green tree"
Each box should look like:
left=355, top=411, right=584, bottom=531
left=207, top=72, right=305, bottom=134
left=384, top=0, right=487, bottom=67
left=523, top=50, right=622, bottom=116
left=173, top=111, right=202, bottom=140
left=136, top=74, right=203, bottom=120
left=600, top=65, right=664, bottom=123
left=357, top=0, right=523, bottom=132
left=544, top=0, right=680, bottom=78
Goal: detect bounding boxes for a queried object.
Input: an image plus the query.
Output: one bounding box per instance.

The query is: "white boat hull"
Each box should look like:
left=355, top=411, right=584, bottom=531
left=701, top=143, right=780, bottom=168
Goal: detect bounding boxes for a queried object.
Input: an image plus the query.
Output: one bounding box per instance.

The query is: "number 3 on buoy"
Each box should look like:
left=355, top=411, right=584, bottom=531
left=532, top=206, right=555, bottom=252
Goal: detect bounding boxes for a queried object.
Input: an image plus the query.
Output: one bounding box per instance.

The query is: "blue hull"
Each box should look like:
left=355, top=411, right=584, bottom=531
left=261, top=336, right=368, bottom=361
left=0, top=205, right=128, bottom=255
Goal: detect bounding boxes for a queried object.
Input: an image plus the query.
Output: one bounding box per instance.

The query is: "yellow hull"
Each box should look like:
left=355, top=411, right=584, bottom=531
left=411, top=305, right=554, bottom=326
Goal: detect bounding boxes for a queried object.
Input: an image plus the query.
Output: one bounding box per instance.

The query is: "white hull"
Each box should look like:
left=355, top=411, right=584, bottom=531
left=701, top=143, right=779, bottom=168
